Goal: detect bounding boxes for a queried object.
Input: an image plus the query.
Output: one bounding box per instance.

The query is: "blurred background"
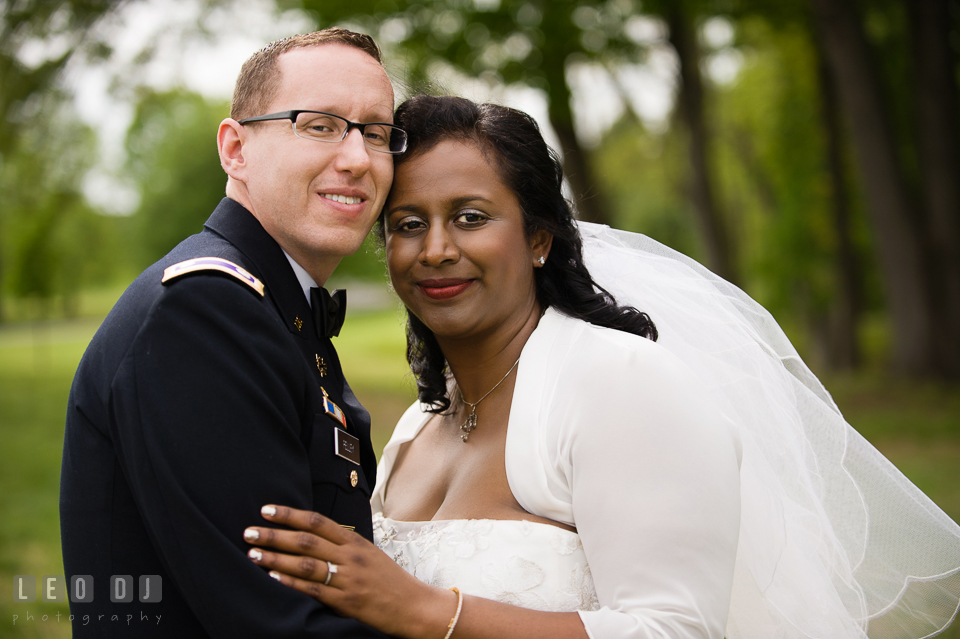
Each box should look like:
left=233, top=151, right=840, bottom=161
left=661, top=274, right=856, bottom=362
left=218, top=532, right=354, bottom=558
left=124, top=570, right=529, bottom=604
left=1, top=0, right=959, bottom=636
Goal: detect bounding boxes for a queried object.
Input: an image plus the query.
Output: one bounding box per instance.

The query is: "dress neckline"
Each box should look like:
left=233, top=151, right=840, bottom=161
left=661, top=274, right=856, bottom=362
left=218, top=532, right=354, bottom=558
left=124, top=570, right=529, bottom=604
left=374, top=512, right=580, bottom=536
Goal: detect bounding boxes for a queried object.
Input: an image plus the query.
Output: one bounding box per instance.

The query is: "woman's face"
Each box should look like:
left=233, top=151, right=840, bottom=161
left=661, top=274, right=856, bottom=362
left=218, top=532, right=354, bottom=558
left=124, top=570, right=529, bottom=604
left=384, top=138, right=551, bottom=341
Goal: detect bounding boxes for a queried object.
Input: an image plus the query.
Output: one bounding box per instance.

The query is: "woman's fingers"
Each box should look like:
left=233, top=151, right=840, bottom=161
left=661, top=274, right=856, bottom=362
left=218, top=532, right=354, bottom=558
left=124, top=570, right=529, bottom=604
left=260, top=504, right=354, bottom=544
left=247, top=547, right=334, bottom=584
left=243, top=524, right=341, bottom=561
left=262, top=568, right=335, bottom=605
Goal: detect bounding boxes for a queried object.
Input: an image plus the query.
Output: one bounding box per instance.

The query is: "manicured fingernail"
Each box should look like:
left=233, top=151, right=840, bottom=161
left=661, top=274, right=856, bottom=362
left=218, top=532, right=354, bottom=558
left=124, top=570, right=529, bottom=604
left=269, top=571, right=281, bottom=581
left=261, top=505, right=277, bottom=517
left=244, top=528, right=259, bottom=541
left=248, top=548, right=263, bottom=561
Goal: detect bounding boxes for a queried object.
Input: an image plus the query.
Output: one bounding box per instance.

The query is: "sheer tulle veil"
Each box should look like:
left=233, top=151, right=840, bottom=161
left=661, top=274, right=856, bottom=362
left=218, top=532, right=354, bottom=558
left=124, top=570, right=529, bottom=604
left=577, top=222, right=960, bottom=639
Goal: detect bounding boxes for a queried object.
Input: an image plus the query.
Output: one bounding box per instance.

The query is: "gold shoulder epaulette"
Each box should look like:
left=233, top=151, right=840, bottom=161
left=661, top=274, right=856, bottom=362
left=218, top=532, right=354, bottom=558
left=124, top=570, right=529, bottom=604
left=161, top=257, right=265, bottom=297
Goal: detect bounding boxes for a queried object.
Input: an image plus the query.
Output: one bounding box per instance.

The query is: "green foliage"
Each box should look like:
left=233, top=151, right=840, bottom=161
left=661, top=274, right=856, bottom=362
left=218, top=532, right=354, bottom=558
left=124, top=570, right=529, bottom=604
left=592, top=10, right=889, bottom=365
left=0, top=97, right=128, bottom=320
left=302, top=0, right=646, bottom=90
left=711, top=15, right=884, bottom=338
left=714, top=18, right=835, bottom=312
left=0, top=0, right=123, bottom=156
left=125, top=89, right=232, bottom=267
left=594, top=118, right=704, bottom=258
left=335, top=232, right=393, bottom=281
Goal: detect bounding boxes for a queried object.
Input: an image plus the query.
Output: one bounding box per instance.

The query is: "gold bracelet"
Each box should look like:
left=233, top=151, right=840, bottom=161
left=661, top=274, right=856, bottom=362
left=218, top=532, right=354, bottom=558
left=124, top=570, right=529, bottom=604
left=444, top=586, right=463, bottom=639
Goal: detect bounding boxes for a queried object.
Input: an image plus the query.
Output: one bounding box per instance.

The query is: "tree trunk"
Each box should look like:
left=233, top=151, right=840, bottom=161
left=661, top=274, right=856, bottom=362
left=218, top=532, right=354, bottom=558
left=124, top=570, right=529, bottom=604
left=543, top=56, right=611, bottom=225
left=816, top=43, right=862, bottom=370
left=909, top=0, right=960, bottom=378
left=809, top=0, right=937, bottom=375
left=665, top=1, right=737, bottom=284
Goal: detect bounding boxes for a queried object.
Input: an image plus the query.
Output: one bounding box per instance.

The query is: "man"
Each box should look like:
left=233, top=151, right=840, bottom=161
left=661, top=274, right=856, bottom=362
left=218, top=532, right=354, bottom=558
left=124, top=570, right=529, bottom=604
left=60, top=29, right=400, bottom=637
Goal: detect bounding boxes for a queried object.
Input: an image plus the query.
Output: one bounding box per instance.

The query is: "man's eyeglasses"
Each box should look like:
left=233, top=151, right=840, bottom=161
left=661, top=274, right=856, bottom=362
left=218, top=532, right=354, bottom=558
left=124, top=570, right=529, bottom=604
left=238, top=110, right=408, bottom=154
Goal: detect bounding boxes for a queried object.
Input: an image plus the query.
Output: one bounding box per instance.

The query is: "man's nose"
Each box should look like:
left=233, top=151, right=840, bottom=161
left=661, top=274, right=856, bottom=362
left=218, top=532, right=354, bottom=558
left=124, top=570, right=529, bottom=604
left=334, top=127, right=372, bottom=174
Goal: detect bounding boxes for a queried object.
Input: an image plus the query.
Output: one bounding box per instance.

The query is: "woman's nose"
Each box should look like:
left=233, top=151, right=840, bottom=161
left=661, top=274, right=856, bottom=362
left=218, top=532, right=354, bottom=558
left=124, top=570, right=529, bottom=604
left=420, top=226, right=459, bottom=266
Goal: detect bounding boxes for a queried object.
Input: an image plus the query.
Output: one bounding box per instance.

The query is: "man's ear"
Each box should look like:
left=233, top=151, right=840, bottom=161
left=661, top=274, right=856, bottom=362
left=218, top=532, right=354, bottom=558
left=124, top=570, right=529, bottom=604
left=218, top=118, right=247, bottom=180
left=530, top=229, right=553, bottom=263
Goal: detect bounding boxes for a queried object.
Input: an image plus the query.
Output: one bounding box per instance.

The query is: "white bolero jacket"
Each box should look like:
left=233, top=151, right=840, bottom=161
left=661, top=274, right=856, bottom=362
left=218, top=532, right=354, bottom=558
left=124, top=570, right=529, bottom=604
left=371, top=307, right=743, bottom=639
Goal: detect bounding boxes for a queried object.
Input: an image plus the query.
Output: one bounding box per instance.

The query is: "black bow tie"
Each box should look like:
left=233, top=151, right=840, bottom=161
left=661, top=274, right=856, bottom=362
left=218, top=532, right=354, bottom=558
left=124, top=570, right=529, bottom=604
left=310, top=287, right=347, bottom=338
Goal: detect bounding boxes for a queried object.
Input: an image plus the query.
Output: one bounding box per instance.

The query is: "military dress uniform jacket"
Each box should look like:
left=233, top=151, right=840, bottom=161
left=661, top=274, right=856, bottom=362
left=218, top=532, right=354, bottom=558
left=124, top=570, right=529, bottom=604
left=60, top=197, right=386, bottom=638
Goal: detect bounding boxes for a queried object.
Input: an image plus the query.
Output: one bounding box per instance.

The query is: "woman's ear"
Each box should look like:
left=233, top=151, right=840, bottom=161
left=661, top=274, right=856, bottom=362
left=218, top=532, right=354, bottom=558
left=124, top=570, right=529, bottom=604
left=530, top=229, right=553, bottom=266
left=218, top=118, right=247, bottom=179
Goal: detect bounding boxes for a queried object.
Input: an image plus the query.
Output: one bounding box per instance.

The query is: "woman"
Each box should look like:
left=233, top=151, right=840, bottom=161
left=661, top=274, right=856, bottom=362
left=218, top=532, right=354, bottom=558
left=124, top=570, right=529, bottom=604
left=245, top=96, right=960, bottom=639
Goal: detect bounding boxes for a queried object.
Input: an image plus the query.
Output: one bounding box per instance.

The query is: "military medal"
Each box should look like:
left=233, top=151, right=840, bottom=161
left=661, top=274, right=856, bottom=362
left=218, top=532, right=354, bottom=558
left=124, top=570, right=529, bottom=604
left=321, top=388, right=346, bottom=428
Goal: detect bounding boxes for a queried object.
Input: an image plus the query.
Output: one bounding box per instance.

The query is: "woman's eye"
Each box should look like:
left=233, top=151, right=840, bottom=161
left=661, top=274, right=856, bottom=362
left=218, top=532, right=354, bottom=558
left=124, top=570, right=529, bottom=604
left=455, top=210, right=488, bottom=226
left=392, top=218, right=427, bottom=233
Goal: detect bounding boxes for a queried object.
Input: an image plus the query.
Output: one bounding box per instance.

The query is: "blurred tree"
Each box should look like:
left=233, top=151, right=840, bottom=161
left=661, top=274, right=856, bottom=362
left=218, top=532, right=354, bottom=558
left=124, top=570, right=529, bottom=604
left=654, top=0, right=737, bottom=282
left=0, top=95, right=122, bottom=318
left=125, top=89, right=231, bottom=267
left=0, top=0, right=125, bottom=320
left=593, top=7, right=879, bottom=371
left=294, top=0, right=658, bottom=227
left=594, top=117, right=703, bottom=260
left=696, top=13, right=874, bottom=368
left=908, top=0, right=960, bottom=377
left=816, top=39, right=864, bottom=370
left=809, top=0, right=960, bottom=376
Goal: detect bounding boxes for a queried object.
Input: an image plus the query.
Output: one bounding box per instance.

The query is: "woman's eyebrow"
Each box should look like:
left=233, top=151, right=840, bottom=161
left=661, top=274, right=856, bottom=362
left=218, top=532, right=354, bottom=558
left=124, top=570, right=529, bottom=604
left=387, top=195, right=493, bottom=217
left=449, top=195, right=493, bottom=207
left=386, top=203, right=422, bottom=216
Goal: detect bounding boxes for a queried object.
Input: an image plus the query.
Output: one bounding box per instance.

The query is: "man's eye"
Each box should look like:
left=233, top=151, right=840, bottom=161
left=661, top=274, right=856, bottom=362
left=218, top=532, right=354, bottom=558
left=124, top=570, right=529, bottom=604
left=364, top=129, right=388, bottom=145
left=297, top=116, right=341, bottom=137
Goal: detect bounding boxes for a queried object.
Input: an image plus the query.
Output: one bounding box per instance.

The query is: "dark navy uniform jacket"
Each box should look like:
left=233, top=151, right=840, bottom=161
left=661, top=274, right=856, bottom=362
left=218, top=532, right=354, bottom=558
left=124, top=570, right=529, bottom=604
left=60, top=198, right=386, bottom=638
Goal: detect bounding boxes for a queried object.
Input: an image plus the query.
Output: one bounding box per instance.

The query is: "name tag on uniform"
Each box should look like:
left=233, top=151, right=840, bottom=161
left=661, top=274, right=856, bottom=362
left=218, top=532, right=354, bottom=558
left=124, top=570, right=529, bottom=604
left=334, top=428, right=361, bottom=465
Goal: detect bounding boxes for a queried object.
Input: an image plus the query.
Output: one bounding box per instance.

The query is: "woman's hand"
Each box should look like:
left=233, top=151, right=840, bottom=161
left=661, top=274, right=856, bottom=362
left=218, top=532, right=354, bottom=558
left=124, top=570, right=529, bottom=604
left=243, top=505, right=454, bottom=639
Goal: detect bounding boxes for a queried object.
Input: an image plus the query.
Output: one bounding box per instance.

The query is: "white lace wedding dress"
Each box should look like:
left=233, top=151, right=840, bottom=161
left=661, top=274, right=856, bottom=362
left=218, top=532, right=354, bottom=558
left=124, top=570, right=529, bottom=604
left=373, top=513, right=600, bottom=613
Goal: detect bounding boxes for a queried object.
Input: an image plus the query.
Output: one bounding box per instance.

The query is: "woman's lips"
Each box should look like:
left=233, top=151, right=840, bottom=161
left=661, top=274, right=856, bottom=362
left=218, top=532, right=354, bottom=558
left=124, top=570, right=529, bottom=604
left=417, top=279, right=474, bottom=300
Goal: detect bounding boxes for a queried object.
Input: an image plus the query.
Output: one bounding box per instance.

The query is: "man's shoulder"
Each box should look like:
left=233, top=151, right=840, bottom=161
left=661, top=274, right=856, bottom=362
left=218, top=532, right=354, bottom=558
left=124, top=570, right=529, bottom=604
left=77, top=230, right=267, bottom=378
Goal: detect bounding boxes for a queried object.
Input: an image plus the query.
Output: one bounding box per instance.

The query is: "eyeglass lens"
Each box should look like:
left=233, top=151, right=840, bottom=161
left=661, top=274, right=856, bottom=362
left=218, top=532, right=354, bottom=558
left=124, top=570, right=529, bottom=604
left=294, top=112, right=405, bottom=153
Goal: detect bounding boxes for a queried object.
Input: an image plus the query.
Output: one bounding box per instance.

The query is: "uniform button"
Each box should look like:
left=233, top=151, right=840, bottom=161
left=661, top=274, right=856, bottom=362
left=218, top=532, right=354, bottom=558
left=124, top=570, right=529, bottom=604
left=349, top=470, right=358, bottom=487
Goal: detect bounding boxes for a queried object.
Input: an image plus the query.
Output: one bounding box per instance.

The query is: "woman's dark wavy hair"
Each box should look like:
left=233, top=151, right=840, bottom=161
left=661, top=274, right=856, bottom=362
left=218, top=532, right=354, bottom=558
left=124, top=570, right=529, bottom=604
left=386, top=95, right=657, bottom=413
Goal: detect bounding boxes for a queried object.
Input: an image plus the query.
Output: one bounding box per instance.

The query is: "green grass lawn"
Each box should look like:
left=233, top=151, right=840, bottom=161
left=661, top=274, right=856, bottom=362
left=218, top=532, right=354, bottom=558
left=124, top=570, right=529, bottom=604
left=1, top=302, right=958, bottom=637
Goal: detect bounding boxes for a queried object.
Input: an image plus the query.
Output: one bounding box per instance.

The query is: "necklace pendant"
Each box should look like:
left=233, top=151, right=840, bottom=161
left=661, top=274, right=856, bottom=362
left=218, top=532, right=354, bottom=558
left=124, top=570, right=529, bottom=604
left=459, top=410, right=478, bottom=442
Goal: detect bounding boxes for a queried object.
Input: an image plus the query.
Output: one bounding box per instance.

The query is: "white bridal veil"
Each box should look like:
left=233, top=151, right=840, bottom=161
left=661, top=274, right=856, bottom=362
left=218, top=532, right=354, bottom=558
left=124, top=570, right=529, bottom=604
left=577, top=222, right=960, bottom=639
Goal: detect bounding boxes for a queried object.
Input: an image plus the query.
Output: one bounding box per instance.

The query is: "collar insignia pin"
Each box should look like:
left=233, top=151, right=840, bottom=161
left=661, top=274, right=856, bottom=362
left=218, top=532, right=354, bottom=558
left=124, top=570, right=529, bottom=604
left=316, top=355, right=327, bottom=377
left=294, top=316, right=303, bottom=331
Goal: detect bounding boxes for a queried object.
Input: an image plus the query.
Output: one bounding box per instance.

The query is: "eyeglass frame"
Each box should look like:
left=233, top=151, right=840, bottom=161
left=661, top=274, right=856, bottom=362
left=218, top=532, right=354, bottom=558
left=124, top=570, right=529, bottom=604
left=237, top=109, right=408, bottom=154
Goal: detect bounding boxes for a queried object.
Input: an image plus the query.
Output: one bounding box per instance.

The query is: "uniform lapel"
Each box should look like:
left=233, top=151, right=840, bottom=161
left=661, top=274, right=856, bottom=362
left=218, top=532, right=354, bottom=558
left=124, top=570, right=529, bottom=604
left=202, top=198, right=376, bottom=483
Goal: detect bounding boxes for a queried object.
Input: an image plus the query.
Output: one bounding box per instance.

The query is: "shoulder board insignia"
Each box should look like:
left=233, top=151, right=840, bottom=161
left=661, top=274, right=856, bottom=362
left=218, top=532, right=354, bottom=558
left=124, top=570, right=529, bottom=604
left=161, top=257, right=265, bottom=296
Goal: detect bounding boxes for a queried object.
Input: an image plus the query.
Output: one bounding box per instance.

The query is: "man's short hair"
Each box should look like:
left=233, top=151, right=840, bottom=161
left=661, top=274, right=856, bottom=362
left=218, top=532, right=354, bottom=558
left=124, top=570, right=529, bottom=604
left=231, top=28, right=383, bottom=121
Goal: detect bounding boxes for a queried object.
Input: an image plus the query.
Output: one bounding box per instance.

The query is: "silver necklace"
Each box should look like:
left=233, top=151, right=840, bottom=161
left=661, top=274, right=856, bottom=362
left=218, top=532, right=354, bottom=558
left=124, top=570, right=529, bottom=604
left=456, top=357, right=521, bottom=443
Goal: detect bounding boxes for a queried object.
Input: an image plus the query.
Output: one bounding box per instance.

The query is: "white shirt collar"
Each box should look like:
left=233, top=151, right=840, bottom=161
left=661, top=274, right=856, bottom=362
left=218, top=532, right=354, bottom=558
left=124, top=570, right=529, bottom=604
left=282, top=250, right=319, bottom=308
